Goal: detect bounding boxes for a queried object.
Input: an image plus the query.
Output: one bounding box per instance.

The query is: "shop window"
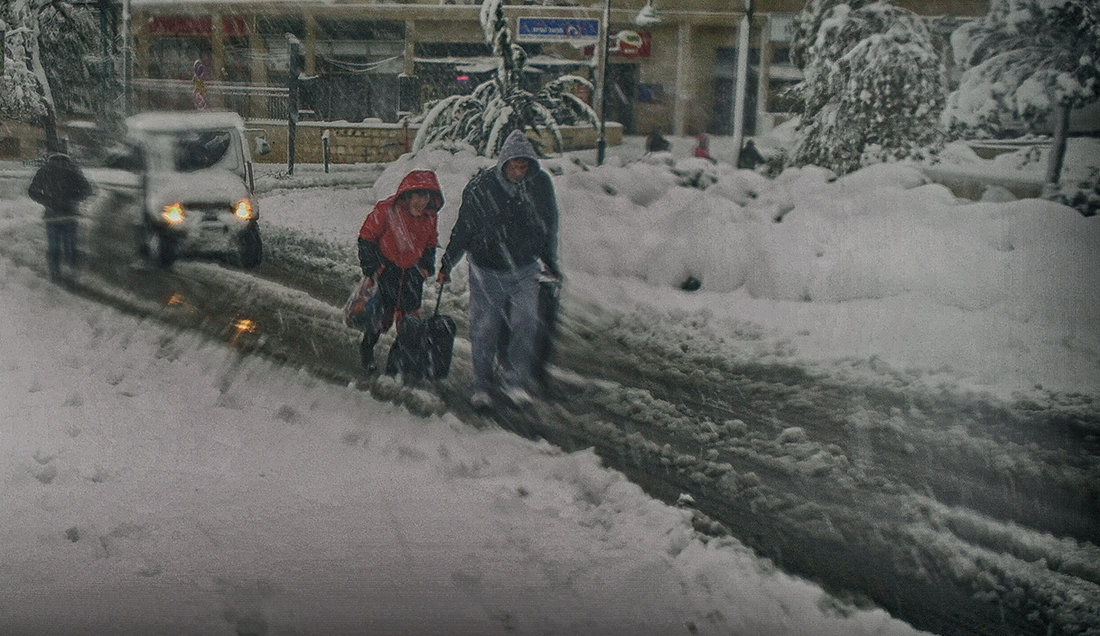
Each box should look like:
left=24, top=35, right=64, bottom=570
left=258, top=17, right=305, bottom=38
left=313, top=19, right=403, bottom=41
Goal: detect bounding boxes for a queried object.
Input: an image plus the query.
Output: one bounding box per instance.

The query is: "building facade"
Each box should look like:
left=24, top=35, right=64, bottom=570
left=130, top=0, right=990, bottom=139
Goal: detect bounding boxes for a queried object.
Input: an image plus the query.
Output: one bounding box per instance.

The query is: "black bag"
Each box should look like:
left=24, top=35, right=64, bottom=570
left=532, top=278, right=561, bottom=389
left=385, top=284, right=457, bottom=381
left=497, top=277, right=561, bottom=390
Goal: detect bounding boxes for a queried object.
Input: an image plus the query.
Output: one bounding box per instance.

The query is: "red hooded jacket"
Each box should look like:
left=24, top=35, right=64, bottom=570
left=358, top=170, right=443, bottom=270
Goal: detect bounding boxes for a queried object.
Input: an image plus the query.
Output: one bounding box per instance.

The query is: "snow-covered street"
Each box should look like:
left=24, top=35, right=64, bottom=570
left=1, top=134, right=1098, bottom=636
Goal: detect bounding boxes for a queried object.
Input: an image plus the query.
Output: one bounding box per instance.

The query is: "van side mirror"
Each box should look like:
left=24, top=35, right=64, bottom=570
left=248, top=129, right=271, bottom=156
left=104, top=143, right=144, bottom=171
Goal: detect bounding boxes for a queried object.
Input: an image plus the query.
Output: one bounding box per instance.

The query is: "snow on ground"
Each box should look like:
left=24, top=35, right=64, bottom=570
left=268, top=132, right=1099, bottom=401
left=1, top=133, right=1097, bottom=635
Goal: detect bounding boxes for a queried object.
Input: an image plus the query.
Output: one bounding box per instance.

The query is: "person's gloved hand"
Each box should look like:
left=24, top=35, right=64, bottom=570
left=436, top=268, right=450, bottom=284
left=542, top=265, right=563, bottom=283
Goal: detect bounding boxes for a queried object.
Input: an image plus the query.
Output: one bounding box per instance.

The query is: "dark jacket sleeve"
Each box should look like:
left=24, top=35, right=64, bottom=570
left=358, top=237, right=383, bottom=277
left=417, top=246, right=436, bottom=275
left=533, top=171, right=560, bottom=274
left=27, top=168, right=51, bottom=207
left=440, top=177, right=480, bottom=274
left=73, top=167, right=93, bottom=202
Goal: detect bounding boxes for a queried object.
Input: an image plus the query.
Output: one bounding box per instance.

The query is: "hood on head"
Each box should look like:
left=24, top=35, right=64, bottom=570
left=394, top=169, right=444, bottom=213
left=496, top=129, right=539, bottom=175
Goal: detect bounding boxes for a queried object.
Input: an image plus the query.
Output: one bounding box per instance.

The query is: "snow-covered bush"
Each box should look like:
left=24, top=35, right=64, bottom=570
left=943, top=0, right=1100, bottom=139
left=788, top=0, right=947, bottom=176
left=411, top=0, right=597, bottom=156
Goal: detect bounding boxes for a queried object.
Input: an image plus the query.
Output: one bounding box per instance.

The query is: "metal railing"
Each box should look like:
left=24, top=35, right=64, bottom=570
left=132, top=78, right=290, bottom=119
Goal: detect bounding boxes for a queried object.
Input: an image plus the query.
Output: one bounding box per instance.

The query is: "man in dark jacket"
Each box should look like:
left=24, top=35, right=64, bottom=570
left=737, top=139, right=766, bottom=170
left=437, top=129, right=561, bottom=409
left=28, top=152, right=93, bottom=281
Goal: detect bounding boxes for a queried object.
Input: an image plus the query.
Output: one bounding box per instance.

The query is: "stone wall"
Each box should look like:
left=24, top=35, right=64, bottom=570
left=245, top=119, right=622, bottom=165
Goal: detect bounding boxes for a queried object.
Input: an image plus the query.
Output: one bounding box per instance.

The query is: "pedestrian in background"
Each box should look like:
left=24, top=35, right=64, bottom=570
left=738, top=139, right=766, bottom=170
left=356, top=170, right=443, bottom=373
left=28, top=152, right=93, bottom=283
left=692, top=133, right=714, bottom=162
left=437, top=129, right=561, bottom=410
left=646, top=128, right=671, bottom=153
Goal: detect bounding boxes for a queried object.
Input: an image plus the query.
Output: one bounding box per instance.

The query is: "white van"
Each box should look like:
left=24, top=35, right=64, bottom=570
left=102, top=111, right=264, bottom=268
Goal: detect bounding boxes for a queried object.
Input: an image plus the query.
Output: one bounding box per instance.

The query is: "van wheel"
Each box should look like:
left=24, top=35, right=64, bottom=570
left=237, top=226, right=263, bottom=269
left=140, top=224, right=178, bottom=268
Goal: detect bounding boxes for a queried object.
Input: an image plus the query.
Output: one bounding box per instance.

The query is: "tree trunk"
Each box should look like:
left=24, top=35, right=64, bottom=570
left=1045, top=102, right=1071, bottom=187
left=28, top=7, right=61, bottom=153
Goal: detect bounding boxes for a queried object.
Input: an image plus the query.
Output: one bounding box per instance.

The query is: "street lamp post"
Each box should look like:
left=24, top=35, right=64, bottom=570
left=731, top=0, right=755, bottom=167
left=594, top=0, right=611, bottom=165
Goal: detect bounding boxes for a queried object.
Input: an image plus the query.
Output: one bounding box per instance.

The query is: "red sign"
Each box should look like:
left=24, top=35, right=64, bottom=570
left=584, top=30, right=652, bottom=59
left=148, top=16, right=248, bottom=38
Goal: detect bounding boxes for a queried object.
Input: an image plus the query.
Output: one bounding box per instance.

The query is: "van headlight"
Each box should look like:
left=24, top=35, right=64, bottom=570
left=234, top=199, right=254, bottom=220
left=162, top=203, right=185, bottom=225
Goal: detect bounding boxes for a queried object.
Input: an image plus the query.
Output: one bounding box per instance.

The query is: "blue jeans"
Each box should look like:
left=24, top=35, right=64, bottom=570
left=46, top=219, right=79, bottom=277
left=468, top=261, right=541, bottom=394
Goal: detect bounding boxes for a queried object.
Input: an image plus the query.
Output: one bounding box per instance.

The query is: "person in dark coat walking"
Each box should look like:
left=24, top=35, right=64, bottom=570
left=437, top=129, right=561, bottom=409
left=738, top=139, right=766, bottom=170
left=357, top=170, right=443, bottom=373
left=645, top=128, right=671, bottom=153
left=28, top=152, right=93, bottom=282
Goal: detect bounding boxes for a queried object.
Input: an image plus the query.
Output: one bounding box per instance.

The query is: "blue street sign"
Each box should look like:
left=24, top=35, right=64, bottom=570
left=517, top=18, right=600, bottom=43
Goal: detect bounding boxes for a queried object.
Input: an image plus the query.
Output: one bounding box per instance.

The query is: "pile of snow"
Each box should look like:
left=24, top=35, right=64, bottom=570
left=366, top=136, right=1100, bottom=400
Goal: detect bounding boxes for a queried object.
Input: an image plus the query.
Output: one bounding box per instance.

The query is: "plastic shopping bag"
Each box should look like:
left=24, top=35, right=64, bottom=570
left=343, top=275, right=382, bottom=331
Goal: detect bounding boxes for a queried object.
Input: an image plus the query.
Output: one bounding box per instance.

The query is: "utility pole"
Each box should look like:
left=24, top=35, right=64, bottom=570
left=732, top=0, right=754, bottom=167
left=287, top=33, right=302, bottom=175
left=595, top=0, right=611, bottom=165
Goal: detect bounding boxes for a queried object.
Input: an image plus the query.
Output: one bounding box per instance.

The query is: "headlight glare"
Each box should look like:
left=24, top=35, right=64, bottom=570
left=162, top=203, right=185, bottom=225
left=234, top=199, right=254, bottom=220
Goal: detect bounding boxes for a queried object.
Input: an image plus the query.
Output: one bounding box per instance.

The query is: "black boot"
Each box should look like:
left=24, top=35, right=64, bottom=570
left=360, top=331, right=379, bottom=373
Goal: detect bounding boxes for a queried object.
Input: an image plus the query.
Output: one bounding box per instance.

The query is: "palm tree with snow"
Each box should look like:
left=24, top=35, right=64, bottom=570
left=411, top=0, right=598, bottom=157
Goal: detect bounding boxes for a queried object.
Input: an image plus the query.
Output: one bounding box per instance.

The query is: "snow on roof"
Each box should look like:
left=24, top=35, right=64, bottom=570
left=125, top=110, right=245, bottom=134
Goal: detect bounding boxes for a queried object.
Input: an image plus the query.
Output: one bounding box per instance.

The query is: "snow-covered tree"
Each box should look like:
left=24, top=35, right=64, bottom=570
left=411, top=0, right=598, bottom=157
left=943, top=0, right=1099, bottom=191
left=788, top=0, right=947, bottom=176
left=943, top=0, right=1100, bottom=139
left=1, top=1, right=51, bottom=128
left=1, top=0, right=104, bottom=152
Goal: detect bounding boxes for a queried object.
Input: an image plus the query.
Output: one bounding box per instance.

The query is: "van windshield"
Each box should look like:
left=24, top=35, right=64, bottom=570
left=174, top=130, right=235, bottom=171
left=144, top=129, right=241, bottom=173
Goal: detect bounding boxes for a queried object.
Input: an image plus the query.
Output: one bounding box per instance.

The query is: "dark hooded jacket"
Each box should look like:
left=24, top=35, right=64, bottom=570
left=440, top=130, right=559, bottom=276
left=28, top=153, right=93, bottom=221
left=357, top=169, right=443, bottom=313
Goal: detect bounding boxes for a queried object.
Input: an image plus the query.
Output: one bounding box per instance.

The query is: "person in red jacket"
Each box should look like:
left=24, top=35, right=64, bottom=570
left=357, top=170, right=443, bottom=373
left=692, top=134, right=715, bottom=162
